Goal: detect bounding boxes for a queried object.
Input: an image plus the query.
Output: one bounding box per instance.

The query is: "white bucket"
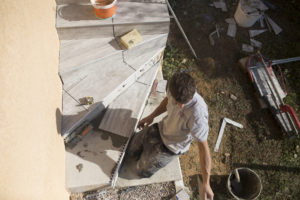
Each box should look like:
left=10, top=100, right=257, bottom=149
left=234, top=0, right=261, bottom=28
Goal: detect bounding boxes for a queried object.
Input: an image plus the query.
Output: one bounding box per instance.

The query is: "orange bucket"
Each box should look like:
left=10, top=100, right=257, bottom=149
left=91, top=0, right=117, bottom=19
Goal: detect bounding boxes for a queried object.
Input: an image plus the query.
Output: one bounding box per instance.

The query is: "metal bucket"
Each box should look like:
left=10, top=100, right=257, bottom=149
left=227, top=168, right=262, bottom=200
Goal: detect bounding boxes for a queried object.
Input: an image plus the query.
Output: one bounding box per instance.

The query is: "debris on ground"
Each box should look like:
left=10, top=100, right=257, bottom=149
left=249, top=29, right=267, bottom=37
left=264, top=14, right=282, bottom=35
left=242, top=44, right=254, bottom=53
left=209, top=25, right=220, bottom=46
left=250, top=38, right=262, bottom=48
left=230, top=94, right=238, bottom=101
left=213, top=0, right=228, bottom=12
left=214, top=118, right=243, bottom=152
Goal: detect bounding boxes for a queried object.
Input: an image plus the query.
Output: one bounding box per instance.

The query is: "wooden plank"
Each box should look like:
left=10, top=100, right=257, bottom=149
left=99, top=61, right=160, bottom=137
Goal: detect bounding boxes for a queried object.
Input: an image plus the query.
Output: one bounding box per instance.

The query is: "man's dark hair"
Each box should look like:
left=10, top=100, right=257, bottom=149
left=168, top=72, right=196, bottom=104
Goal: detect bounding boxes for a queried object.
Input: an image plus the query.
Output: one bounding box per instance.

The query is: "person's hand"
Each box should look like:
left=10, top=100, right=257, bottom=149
left=137, top=115, right=154, bottom=130
left=201, top=182, right=214, bottom=200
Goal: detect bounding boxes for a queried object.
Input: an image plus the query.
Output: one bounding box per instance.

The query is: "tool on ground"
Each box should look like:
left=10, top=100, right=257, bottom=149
left=246, top=52, right=300, bottom=135
left=214, top=118, right=243, bottom=152
left=209, top=25, right=220, bottom=46
left=166, top=0, right=198, bottom=59
left=234, top=169, right=240, bottom=183
left=64, top=121, right=93, bottom=148
left=79, top=96, right=94, bottom=105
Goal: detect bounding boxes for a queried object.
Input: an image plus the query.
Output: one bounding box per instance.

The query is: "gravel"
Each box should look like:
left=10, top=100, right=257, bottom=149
left=70, top=182, right=176, bottom=200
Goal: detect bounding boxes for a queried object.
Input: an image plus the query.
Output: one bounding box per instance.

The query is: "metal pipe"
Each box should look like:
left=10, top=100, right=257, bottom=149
left=271, top=56, right=300, bottom=65
left=249, top=56, right=300, bottom=69
left=166, top=0, right=198, bottom=59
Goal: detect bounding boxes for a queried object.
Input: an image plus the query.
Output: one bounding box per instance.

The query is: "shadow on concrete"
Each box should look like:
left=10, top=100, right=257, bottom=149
left=65, top=128, right=128, bottom=185
left=61, top=106, right=141, bottom=190
left=56, top=108, right=62, bottom=135
left=58, top=4, right=99, bottom=21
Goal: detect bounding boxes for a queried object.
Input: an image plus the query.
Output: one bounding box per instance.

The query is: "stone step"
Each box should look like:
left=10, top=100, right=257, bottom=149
left=65, top=129, right=127, bottom=193
left=56, top=2, right=169, bottom=40
left=65, top=60, right=161, bottom=193
left=62, top=48, right=164, bottom=135
left=60, top=33, right=167, bottom=90
left=59, top=33, right=168, bottom=76
left=99, top=60, right=160, bottom=138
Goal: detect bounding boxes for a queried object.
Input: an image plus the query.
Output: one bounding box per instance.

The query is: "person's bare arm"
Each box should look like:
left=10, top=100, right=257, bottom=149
left=198, top=141, right=214, bottom=200
left=137, top=97, right=168, bottom=129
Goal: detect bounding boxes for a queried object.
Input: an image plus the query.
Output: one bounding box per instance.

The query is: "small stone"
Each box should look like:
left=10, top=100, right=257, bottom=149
left=296, top=145, right=299, bottom=153
left=76, top=163, right=83, bottom=172
left=294, top=154, right=298, bottom=159
left=230, top=94, right=238, bottom=101
left=284, top=187, right=290, bottom=193
left=221, top=91, right=225, bottom=95
left=263, top=162, right=267, bottom=165
left=182, top=58, right=187, bottom=64
left=225, top=153, right=230, bottom=157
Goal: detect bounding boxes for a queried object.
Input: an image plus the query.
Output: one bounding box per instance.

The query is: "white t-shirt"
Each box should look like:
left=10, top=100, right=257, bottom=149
left=158, top=91, right=209, bottom=154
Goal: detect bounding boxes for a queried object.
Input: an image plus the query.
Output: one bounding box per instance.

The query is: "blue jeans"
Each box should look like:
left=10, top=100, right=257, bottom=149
left=127, top=123, right=177, bottom=178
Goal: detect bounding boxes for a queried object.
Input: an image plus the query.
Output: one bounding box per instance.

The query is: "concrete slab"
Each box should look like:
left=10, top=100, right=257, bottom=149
left=65, top=129, right=128, bottom=193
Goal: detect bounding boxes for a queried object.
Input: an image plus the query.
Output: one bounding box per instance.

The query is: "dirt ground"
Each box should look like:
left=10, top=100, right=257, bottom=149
left=163, top=0, right=300, bottom=199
